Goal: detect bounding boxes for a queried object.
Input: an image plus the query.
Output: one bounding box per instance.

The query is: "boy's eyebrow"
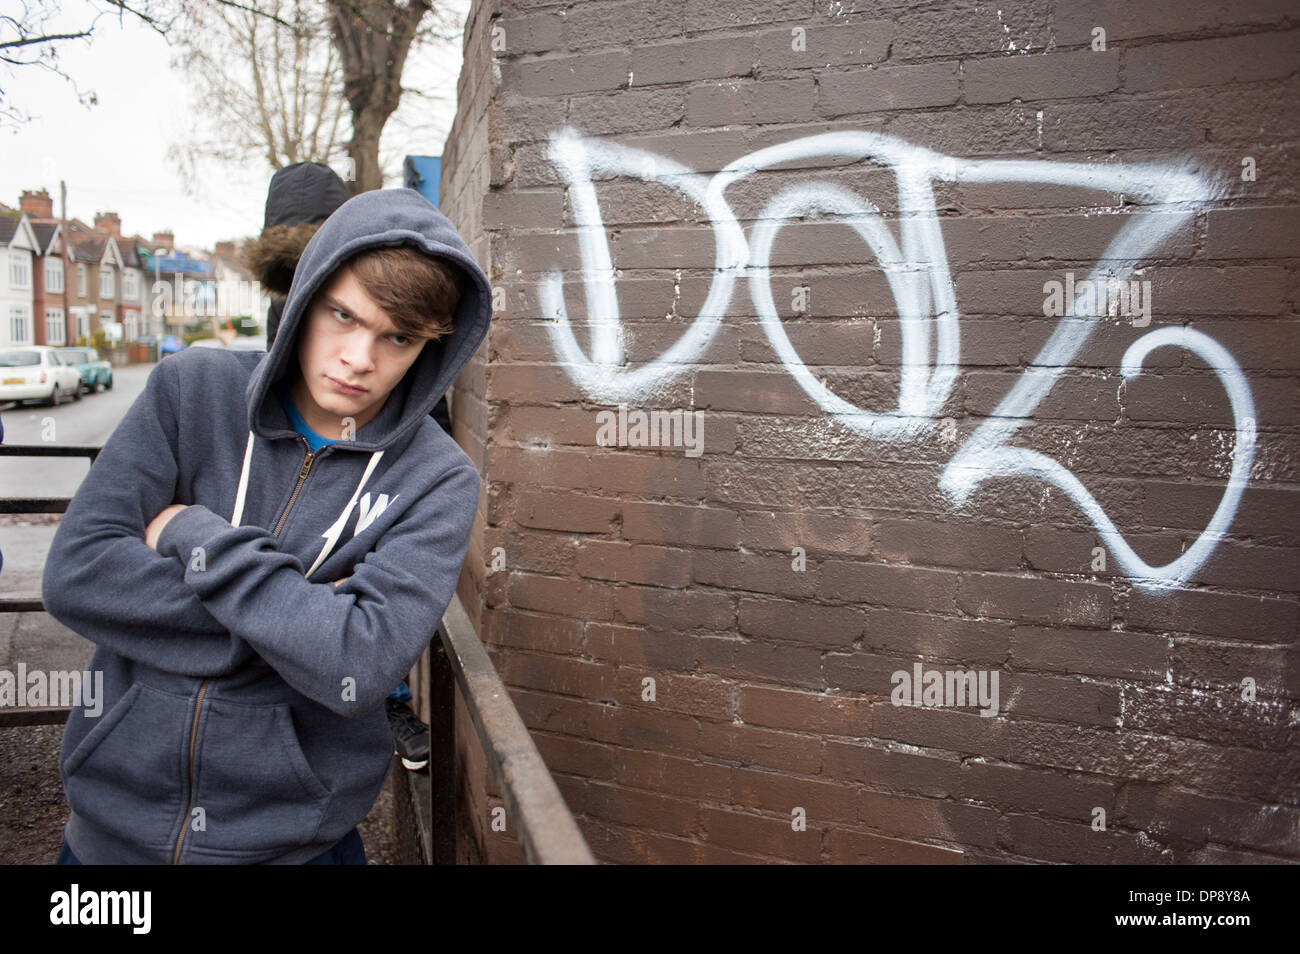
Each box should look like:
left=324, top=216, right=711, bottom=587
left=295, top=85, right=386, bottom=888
left=320, top=293, right=419, bottom=337
left=320, top=294, right=369, bottom=326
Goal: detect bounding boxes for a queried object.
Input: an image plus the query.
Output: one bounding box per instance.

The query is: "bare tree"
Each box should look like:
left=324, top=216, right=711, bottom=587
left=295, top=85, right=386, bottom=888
left=327, top=0, right=456, bottom=194
left=374, top=1, right=465, bottom=185
left=4, top=0, right=461, bottom=191
left=0, top=0, right=176, bottom=127
left=0, top=0, right=305, bottom=128
left=168, top=0, right=352, bottom=189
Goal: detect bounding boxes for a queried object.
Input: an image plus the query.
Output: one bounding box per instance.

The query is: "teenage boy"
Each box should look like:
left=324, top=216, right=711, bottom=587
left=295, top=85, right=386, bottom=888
left=42, top=188, right=491, bottom=864
left=244, top=161, right=442, bottom=770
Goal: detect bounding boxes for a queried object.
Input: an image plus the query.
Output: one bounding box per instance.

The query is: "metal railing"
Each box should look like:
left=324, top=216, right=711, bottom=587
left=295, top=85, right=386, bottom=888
left=0, top=443, right=99, bottom=723
left=427, top=594, right=595, bottom=864
left=0, top=441, right=594, bottom=863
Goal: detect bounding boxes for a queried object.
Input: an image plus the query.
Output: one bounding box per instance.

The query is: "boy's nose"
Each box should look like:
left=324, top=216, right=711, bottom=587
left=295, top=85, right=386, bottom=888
left=340, top=332, right=377, bottom=372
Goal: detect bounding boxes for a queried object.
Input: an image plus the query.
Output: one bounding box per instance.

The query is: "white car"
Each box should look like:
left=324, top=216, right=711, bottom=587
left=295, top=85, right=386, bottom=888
left=227, top=335, right=268, bottom=352
left=0, top=346, right=85, bottom=406
left=188, top=336, right=267, bottom=352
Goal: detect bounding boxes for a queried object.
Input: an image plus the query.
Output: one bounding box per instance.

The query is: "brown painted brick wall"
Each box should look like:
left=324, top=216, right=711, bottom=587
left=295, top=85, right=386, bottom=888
left=441, top=0, right=1300, bottom=863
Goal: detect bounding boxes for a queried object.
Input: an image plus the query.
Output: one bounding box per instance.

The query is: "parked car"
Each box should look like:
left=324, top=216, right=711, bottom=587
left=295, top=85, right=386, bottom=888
left=189, top=335, right=267, bottom=352
left=227, top=335, right=268, bottom=352
left=0, top=346, right=84, bottom=406
left=57, top=346, right=114, bottom=393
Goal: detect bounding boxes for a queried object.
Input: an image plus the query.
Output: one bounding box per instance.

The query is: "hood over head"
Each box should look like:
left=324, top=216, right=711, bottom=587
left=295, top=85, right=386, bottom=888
left=244, top=187, right=491, bottom=456
left=242, top=162, right=354, bottom=297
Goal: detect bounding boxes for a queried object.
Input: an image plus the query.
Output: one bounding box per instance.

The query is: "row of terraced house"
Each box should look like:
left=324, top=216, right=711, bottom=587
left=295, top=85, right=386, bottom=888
left=0, top=188, right=259, bottom=352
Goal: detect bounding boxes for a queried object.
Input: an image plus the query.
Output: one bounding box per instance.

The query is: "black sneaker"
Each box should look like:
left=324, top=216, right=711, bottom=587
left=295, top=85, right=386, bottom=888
left=385, top=697, right=430, bottom=771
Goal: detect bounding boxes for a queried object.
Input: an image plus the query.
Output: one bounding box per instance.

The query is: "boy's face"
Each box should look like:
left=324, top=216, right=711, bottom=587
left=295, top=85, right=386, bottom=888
left=290, top=265, right=429, bottom=440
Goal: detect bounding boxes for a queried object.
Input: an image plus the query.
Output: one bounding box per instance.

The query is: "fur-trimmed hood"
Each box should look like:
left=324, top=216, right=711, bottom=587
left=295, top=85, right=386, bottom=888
left=241, top=162, right=353, bottom=297
left=242, top=222, right=323, bottom=297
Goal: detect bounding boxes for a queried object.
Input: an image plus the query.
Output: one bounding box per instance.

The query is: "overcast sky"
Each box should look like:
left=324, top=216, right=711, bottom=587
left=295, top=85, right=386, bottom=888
left=0, top=0, right=470, bottom=253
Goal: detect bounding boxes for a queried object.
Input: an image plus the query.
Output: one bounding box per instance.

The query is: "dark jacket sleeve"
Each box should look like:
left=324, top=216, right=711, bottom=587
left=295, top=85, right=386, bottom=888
left=431, top=393, right=451, bottom=434
left=266, top=297, right=285, bottom=349
left=40, top=358, right=253, bottom=676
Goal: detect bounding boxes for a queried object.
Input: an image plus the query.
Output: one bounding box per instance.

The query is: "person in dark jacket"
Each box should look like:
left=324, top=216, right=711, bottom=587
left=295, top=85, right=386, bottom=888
left=43, top=188, right=491, bottom=864
left=243, top=162, right=444, bottom=769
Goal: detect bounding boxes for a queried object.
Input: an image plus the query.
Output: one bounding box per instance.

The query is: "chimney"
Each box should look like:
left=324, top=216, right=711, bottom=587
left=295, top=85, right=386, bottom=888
left=215, top=240, right=235, bottom=259
left=20, top=189, right=53, bottom=219
left=94, top=211, right=122, bottom=235
left=152, top=230, right=174, bottom=251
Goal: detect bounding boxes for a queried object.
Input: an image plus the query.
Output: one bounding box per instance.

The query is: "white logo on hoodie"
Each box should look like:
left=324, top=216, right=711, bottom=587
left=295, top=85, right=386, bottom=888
left=354, top=492, right=399, bottom=537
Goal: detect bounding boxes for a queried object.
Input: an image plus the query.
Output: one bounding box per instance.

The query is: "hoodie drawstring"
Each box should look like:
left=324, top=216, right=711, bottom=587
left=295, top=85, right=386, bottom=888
left=230, top=429, right=384, bottom=579
left=230, top=431, right=257, bottom=528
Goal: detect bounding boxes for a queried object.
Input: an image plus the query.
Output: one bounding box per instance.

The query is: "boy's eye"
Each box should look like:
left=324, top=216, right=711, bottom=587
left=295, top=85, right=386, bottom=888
left=327, top=306, right=412, bottom=346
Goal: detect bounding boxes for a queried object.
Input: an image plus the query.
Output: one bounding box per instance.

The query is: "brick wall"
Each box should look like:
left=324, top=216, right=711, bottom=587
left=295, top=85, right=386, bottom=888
left=440, top=0, right=1300, bottom=863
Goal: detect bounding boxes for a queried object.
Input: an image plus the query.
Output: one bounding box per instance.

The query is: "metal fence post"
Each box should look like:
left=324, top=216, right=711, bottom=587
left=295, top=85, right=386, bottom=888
left=429, top=627, right=456, bottom=864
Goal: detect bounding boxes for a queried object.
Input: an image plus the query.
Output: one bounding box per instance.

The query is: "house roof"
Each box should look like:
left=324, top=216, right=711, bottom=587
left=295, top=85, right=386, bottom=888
left=66, top=228, right=126, bottom=268
left=0, top=211, right=40, bottom=251
left=66, top=229, right=108, bottom=262
left=113, top=235, right=141, bottom=268
left=31, top=221, right=60, bottom=254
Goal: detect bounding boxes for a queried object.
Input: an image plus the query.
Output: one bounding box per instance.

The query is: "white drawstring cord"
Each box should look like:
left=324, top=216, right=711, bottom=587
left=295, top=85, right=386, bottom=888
left=305, top=449, right=384, bottom=577
left=230, top=430, right=256, bottom=527
left=229, top=429, right=383, bottom=578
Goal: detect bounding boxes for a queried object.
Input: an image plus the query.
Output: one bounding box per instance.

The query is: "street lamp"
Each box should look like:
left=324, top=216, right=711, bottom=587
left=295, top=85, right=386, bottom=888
left=153, top=248, right=168, bottom=338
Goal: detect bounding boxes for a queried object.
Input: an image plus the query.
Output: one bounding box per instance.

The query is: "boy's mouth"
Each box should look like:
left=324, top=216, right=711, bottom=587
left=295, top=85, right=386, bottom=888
left=328, top=376, right=367, bottom=396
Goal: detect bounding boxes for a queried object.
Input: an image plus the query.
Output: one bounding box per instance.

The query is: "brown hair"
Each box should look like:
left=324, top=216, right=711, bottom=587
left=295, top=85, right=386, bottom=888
left=341, top=244, right=463, bottom=342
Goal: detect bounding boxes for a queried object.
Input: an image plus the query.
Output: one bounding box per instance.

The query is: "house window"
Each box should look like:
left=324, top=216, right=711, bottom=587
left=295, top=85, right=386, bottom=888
left=10, top=305, right=31, bottom=343
left=9, top=251, right=30, bottom=288
left=45, top=257, right=64, bottom=292
left=124, top=311, right=139, bottom=341
left=77, top=264, right=87, bottom=297
left=46, top=307, right=66, bottom=345
left=100, top=267, right=115, bottom=299
left=76, top=311, right=89, bottom=342
left=123, top=269, right=138, bottom=299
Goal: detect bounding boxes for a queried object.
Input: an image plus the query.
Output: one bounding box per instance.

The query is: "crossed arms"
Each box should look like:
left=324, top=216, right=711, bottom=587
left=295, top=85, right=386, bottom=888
left=41, top=357, right=478, bottom=714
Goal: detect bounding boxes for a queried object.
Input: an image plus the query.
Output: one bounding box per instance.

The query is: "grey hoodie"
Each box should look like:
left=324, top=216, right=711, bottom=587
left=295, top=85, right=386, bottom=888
left=41, top=188, right=491, bottom=864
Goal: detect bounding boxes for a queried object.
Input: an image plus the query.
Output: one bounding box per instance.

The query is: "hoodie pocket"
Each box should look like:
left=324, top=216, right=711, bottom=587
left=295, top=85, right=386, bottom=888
left=191, top=698, right=331, bottom=852
left=62, top=683, right=189, bottom=849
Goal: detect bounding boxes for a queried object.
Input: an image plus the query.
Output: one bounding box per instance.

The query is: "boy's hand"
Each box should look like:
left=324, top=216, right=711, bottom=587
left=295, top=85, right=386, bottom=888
left=145, top=504, right=190, bottom=551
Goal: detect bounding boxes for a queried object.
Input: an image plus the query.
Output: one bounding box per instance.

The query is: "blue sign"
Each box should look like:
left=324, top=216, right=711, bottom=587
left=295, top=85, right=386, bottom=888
left=139, top=249, right=214, bottom=278
left=404, top=156, right=442, bottom=207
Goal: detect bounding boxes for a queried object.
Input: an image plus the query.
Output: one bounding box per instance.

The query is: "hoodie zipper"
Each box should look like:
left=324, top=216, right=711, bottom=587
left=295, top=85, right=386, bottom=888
left=273, top=435, right=318, bottom=537
left=171, top=434, right=318, bottom=863
left=172, top=677, right=211, bottom=864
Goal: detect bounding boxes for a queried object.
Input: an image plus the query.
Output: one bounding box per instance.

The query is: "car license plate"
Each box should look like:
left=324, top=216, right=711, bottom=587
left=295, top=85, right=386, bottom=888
left=3, top=377, right=23, bottom=385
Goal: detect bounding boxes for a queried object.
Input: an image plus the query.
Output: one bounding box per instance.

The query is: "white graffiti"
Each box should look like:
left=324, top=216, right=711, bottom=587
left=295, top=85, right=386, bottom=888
left=539, top=126, right=1256, bottom=591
